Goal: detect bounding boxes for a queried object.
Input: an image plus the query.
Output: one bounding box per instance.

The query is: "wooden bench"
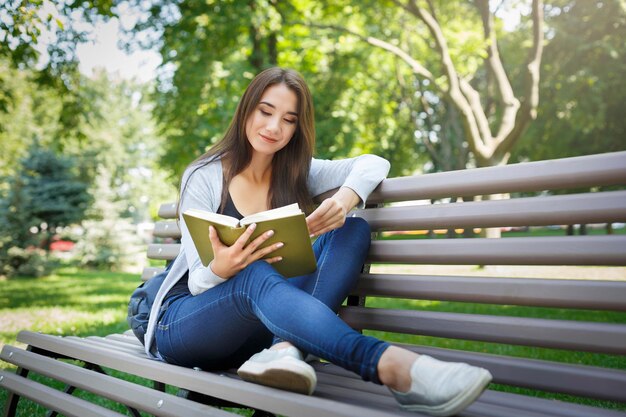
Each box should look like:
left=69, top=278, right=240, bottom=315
left=2, top=151, right=626, bottom=417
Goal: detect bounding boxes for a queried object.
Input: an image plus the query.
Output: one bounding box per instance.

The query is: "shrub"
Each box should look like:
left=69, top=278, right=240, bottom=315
left=0, top=245, right=57, bottom=278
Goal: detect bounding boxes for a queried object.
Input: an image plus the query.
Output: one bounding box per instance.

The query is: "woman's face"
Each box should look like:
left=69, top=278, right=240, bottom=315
left=245, top=83, right=298, bottom=157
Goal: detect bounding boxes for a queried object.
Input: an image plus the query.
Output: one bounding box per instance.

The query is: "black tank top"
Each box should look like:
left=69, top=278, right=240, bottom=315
left=164, top=193, right=244, bottom=300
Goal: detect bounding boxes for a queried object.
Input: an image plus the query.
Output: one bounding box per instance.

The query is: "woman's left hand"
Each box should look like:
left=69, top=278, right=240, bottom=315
left=306, top=187, right=361, bottom=237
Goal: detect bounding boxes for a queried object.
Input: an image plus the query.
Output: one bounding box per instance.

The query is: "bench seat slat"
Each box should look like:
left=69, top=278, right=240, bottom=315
left=475, top=390, right=626, bottom=417
left=104, top=333, right=143, bottom=347
left=314, top=343, right=626, bottom=403
left=16, top=331, right=399, bottom=417
left=83, top=336, right=146, bottom=355
left=367, top=151, right=626, bottom=203
left=339, top=307, right=626, bottom=354
left=312, top=368, right=626, bottom=417
left=0, top=346, right=234, bottom=417
left=405, top=345, right=626, bottom=403
left=0, top=370, right=126, bottom=417
left=354, top=274, right=626, bottom=311
left=368, top=235, right=626, bottom=266
left=356, top=190, right=626, bottom=231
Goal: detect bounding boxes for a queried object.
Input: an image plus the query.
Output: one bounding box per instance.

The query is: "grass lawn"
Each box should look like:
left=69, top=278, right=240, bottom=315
left=1, top=265, right=625, bottom=415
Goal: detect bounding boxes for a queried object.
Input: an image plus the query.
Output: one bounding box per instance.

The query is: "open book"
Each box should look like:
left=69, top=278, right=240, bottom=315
left=182, top=203, right=317, bottom=278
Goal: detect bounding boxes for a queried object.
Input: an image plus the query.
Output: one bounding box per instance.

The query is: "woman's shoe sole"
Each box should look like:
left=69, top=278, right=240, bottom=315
left=237, top=356, right=317, bottom=395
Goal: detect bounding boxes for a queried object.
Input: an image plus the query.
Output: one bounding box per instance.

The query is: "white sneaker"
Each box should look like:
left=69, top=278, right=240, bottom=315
left=237, top=346, right=317, bottom=395
left=390, top=355, right=492, bottom=416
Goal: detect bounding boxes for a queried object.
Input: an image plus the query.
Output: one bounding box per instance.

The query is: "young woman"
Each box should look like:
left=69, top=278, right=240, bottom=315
left=143, top=67, right=492, bottom=417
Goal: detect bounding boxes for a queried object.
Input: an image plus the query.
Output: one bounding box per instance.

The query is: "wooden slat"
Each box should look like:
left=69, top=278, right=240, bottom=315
left=339, top=307, right=626, bottom=354
left=83, top=336, right=146, bottom=355
left=313, top=366, right=626, bottom=417
left=368, top=235, right=626, bottom=266
left=474, top=390, right=626, bottom=417
left=0, top=346, right=234, bottom=417
left=353, top=274, right=626, bottom=311
left=402, top=344, right=626, bottom=403
left=148, top=236, right=626, bottom=265
left=16, top=331, right=399, bottom=417
left=0, top=370, right=125, bottom=417
left=356, top=190, right=626, bottom=231
left=147, top=244, right=180, bottom=260
left=158, top=202, right=178, bottom=219
left=314, top=343, right=626, bottom=403
left=104, top=333, right=143, bottom=347
left=153, top=221, right=181, bottom=238
left=142, top=267, right=165, bottom=281
left=368, top=151, right=626, bottom=203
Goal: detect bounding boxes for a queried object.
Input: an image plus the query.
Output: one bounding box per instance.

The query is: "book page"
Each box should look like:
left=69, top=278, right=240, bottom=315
left=239, top=203, right=302, bottom=226
left=183, top=208, right=240, bottom=228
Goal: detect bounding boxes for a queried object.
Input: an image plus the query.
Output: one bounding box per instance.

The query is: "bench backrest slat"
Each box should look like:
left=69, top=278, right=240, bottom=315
left=154, top=190, right=626, bottom=238
left=158, top=203, right=178, bottom=219
left=147, top=244, right=180, bottom=260
left=368, top=236, right=626, bottom=265
left=353, top=274, right=626, bottom=311
left=367, top=151, right=626, bottom=203
left=339, top=307, right=626, bottom=354
left=147, top=236, right=626, bottom=266
left=356, top=190, right=626, bottom=231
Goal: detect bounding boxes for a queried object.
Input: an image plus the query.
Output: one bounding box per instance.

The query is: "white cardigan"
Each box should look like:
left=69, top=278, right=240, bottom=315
left=144, top=155, right=391, bottom=358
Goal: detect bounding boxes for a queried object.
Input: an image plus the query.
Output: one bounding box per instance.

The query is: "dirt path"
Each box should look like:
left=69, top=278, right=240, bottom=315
left=370, top=264, right=626, bottom=280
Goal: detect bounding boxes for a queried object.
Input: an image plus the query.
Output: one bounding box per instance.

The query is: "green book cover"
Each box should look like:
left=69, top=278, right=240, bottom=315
left=182, top=204, right=317, bottom=278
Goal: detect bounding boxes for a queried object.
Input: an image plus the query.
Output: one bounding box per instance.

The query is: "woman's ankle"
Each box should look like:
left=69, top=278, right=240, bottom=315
left=377, top=346, right=419, bottom=392
left=270, top=341, right=295, bottom=351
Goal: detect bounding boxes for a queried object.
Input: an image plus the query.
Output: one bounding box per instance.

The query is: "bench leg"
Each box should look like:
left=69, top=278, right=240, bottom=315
left=177, top=388, right=276, bottom=417
left=2, top=366, right=29, bottom=417
left=251, top=410, right=277, bottom=417
left=41, top=362, right=141, bottom=417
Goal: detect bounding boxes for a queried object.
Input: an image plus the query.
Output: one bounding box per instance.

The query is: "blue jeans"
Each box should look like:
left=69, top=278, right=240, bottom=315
left=155, top=217, right=389, bottom=384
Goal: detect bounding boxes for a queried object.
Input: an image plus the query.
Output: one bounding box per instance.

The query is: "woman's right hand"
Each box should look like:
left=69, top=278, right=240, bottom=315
left=207, top=223, right=284, bottom=279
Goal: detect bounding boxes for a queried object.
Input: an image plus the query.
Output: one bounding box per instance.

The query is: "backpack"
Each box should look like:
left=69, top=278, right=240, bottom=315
left=127, top=259, right=176, bottom=345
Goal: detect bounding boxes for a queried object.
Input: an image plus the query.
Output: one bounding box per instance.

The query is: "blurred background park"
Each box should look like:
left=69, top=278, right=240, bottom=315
left=1, top=0, right=625, bottom=414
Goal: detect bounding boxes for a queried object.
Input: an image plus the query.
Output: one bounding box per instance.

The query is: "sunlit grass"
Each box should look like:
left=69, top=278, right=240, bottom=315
left=1, top=266, right=625, bottom=414
left=0, top=266, right=257, bottom=416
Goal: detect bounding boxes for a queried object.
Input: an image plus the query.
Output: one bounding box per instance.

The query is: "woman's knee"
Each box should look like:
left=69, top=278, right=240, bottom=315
left=344, top=216, right=370, bottom=235
left=341, top=217, right=371, bottom=251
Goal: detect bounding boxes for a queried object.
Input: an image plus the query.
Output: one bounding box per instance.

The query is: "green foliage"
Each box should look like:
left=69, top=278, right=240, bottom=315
left=117, top=0, right=434, bottom=176
left=19, top=145, right=91, bottom=236
left=512, top=0, right=626, bottom=162
left=71, top=167, right=144, bottom=271
left=0, top=145, right=89, bottom=278
left=0, top=246, right=56, bottom=278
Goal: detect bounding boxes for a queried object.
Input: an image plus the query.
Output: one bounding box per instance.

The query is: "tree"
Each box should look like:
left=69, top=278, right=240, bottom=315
left=8, top=144, right=91, bottom=250
left=118, top=0, right=428, bottom=177
left=0, top=1, right=116, bottom=141
left=305, top=0, right=545, bottom=169
left=512, top=0, right=626, bottom=162
left=0, top=145, right=91, bottom=277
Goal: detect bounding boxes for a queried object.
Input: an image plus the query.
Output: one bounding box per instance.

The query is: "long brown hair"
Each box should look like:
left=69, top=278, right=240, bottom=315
left=179, top=67, right=316, bottom=216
